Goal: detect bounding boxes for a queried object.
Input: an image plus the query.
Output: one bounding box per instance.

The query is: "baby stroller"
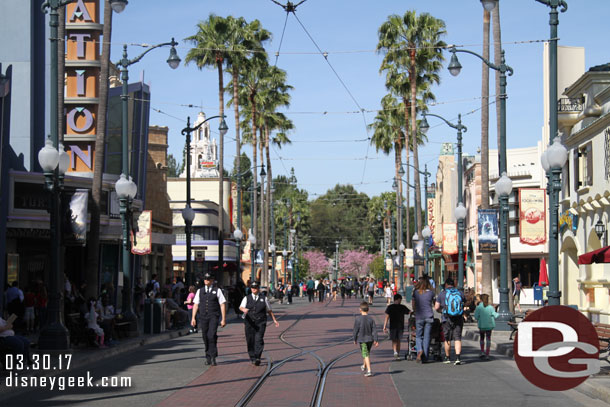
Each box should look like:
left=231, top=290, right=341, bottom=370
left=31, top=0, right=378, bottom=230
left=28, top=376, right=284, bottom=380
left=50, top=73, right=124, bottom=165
left=405, top=315, right=418, bottom=360
left=405, top=316, right=443, bottom=362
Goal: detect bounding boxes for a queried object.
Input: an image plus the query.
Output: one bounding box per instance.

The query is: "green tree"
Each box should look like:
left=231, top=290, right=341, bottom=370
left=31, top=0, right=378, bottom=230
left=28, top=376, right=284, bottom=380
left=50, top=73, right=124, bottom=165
left=167, top=154, right=179, bottom=177
left=370, top=256, right=386, bottom=281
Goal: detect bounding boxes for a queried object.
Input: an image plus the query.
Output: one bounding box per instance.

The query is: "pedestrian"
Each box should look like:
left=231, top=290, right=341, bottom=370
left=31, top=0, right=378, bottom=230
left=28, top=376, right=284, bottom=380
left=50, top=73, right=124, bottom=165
left=412, top=276, right=436, bottom=363
left=353, top=302, right=379, bottom=377
left=384, top=283, right=393, bottom=305
left=0, top=315, right=32, bottom=364
left=85, top=299, right=106, bottom=348
left=317, top=278, right=325, bottom=302
left=512, top=276, right=525, bottom=313
left=474, top=294, right=498, bottom=360
left=383, top=294, right=410, bottom=360
left=278, top=281, right=285, bottom=304
left=434, top=277, right=466, bottom=365
left=340, top=279, right=346, bottom=299
left=306, top=277, right=315, bottom=302
left=346, top=278, right=353, bottom=299
left=239, top=281, right=279, bottom=366
left=190, top=272, right=227, bottom=366
left=286, top=282, right=293, bottom=304
left=184, top=285, right=197, bottom=333
left=332, top=280, right=338, bottom=301
left=367, top=278, right=375, bottom=305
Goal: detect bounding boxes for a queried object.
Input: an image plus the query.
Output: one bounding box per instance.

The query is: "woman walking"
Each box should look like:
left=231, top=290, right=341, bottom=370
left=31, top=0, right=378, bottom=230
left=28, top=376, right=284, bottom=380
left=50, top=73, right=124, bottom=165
left=474, top=294, right=498, bottom=360
left=412, top=276, right=436, bottom=363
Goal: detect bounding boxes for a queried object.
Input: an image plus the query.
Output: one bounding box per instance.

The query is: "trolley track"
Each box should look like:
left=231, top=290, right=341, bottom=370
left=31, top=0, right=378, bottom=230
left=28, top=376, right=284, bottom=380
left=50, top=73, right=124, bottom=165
left=236, top=296, right=384, bottom=407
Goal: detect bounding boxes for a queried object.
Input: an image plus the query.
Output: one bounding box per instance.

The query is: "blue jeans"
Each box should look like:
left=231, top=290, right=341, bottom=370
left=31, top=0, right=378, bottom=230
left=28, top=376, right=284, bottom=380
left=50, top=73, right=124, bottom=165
left=415, top=318, right=434, bottom=360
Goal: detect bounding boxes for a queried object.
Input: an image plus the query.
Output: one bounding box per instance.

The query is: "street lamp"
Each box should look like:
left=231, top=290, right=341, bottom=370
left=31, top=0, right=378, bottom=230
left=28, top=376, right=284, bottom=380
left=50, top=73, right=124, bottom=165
left=181, top=115, right=228, bottom=286
left=421, top=112, right=467, bottom=288
left=480, top=0, right=497, bottom=12
left=495, top=172, right=513, bottom=329
left=260, top=165, right=267, bottom=286
left=282, top=248, right=288, bottom=285
left=595, top=220, right=605, bottom=242
left=421, top=225, right=432, bottom=276
left=248, top=229, right=256, bottom=282
left=115, top=37, right=180, bottom=336
left=454, top=202, right=467, bottom=289
left=540, top=136, right=568, bottom=305
left=181, top=205, right=195, bottom=286
left=335, top=241, right=340, bottom=281
left=38, top=0, right=135, bottom=349
left=269, top=243, right=276, bottom=288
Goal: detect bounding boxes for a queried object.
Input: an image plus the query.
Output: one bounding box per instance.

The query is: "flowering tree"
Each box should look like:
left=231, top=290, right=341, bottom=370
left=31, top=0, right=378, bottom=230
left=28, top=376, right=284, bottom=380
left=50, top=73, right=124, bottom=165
left=303, top=250, right=331, bottom=277
left=339, top=248, right=376, bottom=278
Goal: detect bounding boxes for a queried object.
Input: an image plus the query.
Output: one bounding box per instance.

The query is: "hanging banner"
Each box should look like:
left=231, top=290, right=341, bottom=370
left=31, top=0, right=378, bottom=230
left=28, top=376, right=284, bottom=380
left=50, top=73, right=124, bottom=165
left=131, top=210, right=152, bottom=255
left=255, top=250, right=264, bottom=264
left=442, top=223, right=458, bottom=255
left=427, top=198, right=436, bottom=245
left=519, top=188, right=546, bottom=245
left=478, top=209, right=499, bottom=253
left=559, top=210, right=579, bottom=234
left=404, top=249, right=414, bottom=268
left=385, top=257, right=392, bottom=272
left=64, top=189, right=88, bottom=245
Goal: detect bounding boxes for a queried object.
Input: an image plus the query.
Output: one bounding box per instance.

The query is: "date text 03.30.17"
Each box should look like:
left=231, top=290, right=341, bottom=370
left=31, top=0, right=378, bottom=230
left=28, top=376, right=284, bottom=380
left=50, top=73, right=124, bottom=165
left=4, top=354, right=72, bottom=371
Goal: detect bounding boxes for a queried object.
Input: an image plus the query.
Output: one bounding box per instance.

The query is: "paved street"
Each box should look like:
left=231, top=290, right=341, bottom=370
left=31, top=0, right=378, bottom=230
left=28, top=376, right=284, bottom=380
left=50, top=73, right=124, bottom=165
left=0, top=296, right=607, bottom=407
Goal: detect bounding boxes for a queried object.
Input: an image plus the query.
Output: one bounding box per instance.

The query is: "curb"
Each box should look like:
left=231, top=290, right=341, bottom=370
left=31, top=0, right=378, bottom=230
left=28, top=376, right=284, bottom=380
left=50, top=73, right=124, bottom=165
left=462, top=328, right=514, bottom=358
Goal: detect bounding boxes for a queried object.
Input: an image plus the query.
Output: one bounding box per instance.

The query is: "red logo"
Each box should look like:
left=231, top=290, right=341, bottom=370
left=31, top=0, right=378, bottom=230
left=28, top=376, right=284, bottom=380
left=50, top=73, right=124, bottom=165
left=514, top=306, right=600, bottom=391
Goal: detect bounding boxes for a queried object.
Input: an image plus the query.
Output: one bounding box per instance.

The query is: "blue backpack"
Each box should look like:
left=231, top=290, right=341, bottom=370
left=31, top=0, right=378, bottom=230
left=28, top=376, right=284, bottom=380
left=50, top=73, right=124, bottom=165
left=444, top=288, right=464, bottom=317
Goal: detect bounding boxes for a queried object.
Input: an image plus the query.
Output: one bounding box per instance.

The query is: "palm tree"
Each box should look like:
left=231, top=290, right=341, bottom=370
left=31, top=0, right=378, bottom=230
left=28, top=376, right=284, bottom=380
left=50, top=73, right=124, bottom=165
left=225, top=17, right=271, bottom=237
left=86, top=1, right=114, bottom=297
left=481, top=8, right=492, bottom=296
left=377, top=11, right=446, bottom=254
left=185, top=14, right=234, bottom=277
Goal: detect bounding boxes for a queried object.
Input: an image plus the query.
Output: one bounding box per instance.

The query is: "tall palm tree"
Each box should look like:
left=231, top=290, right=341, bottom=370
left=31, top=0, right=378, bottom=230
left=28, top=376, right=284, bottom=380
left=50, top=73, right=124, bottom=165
left=225, top=17, right=271, bottom=237
left=481, top=8, right=492, bottom=296
left=185, top=14, right=233, bottom=278
left=491, top=3, right=514, bottom=311
left=377, top=11, right=446, bottom=255
left=86, top=1, right=113, bottom=297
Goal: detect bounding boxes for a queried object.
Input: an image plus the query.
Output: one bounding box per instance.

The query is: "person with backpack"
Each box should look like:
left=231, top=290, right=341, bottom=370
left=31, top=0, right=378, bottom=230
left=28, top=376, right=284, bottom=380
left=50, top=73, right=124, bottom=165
left=146, top=274, right=160, bottom=298
left=434, top=277, right=466, bottom=365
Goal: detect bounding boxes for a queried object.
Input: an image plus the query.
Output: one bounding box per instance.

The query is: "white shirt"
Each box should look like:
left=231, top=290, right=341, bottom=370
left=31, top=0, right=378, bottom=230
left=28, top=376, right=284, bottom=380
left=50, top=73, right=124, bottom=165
left=0, top=318, right=15, bottom=337
left=314, top=280, right=319, bottom=289
left=239, top=294, right=271, bottom=311
left=193, top=286, right=226, bottom=305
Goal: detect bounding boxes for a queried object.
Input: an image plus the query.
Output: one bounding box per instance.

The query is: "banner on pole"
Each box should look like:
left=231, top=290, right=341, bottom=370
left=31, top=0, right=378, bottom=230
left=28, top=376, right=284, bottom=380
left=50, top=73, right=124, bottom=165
left=442, top=223, right=458, bottom=255
left=478, top=209, right=498, bottom=252
left=64, top=189, right=88, bottom=245
left=131, top=210, right=152, bottom=255
left=404, top=249, right=414, bottom=268
left=414, top=240, right=425, bottom=265
left=427, top=198, right=436, bottom=245
left=519, top=188, right=546, bottom=245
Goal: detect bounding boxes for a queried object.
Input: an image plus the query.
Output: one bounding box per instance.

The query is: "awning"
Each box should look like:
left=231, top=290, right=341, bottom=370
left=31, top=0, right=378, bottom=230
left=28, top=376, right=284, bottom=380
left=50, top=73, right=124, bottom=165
left=578, top=246, right=610, bottom=265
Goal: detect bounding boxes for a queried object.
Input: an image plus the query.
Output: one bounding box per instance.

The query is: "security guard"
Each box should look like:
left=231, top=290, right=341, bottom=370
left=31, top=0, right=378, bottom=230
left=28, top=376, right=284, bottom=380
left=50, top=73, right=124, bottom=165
left=239, top=281, right=279, bottom=365
left=191, top=272, right=226, bottom=366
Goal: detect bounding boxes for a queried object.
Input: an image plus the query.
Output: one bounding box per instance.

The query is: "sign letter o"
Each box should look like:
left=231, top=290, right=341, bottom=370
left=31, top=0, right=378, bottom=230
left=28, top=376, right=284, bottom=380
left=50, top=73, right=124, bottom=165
left=67, top=107, right=94, bottom=133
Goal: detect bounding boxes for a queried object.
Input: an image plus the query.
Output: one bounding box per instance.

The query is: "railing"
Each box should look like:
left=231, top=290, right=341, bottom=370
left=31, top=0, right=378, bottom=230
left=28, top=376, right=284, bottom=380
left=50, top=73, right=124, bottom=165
left=558, top=97, right=584, bottom=113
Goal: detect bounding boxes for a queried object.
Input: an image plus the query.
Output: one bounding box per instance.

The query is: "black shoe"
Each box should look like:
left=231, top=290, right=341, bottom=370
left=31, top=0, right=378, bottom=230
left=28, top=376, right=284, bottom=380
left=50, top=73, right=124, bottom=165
left=211, top=357, right=217, bottom=366
left=250, top=359, right=257, bottom=365
left=254, top=359, right=261, bottom=366
left=204, top=359, right=211, bottom=366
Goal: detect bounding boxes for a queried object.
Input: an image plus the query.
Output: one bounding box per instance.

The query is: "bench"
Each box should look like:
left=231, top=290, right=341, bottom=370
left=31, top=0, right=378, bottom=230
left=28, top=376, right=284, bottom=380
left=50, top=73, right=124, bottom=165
left=65, top=312, right=96, bottom=347
left=594, top=323, right=610, bottom=364
left=507, top=309, right=535, bottom=340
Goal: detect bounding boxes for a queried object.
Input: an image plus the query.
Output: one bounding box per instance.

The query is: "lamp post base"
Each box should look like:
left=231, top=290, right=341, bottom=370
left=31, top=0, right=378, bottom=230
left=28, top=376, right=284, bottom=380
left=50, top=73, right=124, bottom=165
left=38, top=322, right=70, bottom=350
left=121, top=310, right=139, bottom=337
left=495, top=287, right=513, bottom=331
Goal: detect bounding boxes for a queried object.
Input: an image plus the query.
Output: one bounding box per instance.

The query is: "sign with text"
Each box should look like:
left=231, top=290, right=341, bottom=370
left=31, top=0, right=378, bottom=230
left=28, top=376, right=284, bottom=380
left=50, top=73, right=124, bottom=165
left=131, top=210, right=152, bottom=255
left=442, top=223, right=457, bottom=255
left=519, top=188, right=546, bottom=245
left=478, top=209, right=498, bottom=253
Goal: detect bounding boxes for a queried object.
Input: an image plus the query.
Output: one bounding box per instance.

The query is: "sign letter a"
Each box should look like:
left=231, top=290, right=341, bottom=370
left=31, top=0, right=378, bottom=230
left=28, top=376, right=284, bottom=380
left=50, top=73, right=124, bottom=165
left=70, top=0, right=92, bottom=22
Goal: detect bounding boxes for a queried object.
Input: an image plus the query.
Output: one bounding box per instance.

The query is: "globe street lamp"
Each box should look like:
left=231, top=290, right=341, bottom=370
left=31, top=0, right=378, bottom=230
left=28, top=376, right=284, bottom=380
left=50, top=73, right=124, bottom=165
left=282, top=248, right=288, bottom=285
left=421, top=225, right=432, bottom=276
left=181, top=115, right=228, bottom=286
left=454, top=202, right=467, bottom=289
left=248, top=229, right=256, bottom=282
left=38, top=0, right=127, bottom=349
left=540, top=136, right=568, bottom=305
left=495, top=172, right=513, bottom=329
left=335, top=241, right=340, bottom=281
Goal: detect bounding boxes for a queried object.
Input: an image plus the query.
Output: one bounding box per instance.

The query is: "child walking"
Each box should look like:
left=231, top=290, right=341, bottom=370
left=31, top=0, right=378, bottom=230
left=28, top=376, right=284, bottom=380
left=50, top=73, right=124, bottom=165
left=473, top=294, right=498, bottom=360
left=353, top=302, right=379, bottom=377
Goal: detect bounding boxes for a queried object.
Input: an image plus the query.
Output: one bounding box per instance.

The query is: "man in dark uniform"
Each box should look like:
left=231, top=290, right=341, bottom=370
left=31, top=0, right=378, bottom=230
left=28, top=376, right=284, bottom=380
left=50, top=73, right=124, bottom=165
left=191, top=272, right=226, bottom=366
left=239, top=281, right=279, bottom=365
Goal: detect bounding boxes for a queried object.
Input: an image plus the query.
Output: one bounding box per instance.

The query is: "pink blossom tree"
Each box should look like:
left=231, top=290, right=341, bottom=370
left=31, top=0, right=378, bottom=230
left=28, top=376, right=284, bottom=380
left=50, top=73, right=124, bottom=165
left=339, top=248, right=376, bottom=278
left=303, top=250, right=331, bottom=277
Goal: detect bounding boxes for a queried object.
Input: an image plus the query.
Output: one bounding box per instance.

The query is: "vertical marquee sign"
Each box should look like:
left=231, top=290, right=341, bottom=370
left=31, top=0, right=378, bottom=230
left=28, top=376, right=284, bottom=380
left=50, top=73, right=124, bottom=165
left=65, top=0, right=102, bottom=174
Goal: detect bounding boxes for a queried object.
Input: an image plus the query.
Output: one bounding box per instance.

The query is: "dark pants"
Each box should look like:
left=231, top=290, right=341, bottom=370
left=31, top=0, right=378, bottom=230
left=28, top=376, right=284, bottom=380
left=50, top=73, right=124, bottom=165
left=245, top=318, right=267, bottom=360
left=318, top=290, right=324, bottom=302
left=200, top=315, right=219, bottom=360
left=307, top=289, right=314, bottom=302
left=287, top=292, right=292, bottom=304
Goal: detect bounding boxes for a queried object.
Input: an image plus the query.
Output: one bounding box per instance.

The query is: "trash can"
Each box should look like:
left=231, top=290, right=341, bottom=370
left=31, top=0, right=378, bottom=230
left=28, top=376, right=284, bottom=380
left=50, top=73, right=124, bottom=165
left=143, top=298, right=154, bottom=334
left=153, top=298, right=166, bottom=333
left=404, top=286, right=414, bottom=303
left=533, top=283, right=543, bottom=306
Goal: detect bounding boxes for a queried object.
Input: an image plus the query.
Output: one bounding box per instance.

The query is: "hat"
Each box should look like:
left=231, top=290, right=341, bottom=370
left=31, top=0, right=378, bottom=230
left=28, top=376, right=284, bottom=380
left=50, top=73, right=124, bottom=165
left=203, top=272, right=213, bottom=280
left=250, top=281, right=260, bottom=288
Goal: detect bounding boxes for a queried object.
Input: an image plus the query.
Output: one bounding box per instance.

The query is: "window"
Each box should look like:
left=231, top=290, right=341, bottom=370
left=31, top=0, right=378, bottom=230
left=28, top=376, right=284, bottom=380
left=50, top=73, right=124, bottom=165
left=574, top=142, right=593, bottom=190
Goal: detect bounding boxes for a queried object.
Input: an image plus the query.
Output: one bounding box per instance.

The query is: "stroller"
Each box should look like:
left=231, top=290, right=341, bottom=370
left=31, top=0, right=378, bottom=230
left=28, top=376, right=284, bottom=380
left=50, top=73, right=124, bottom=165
left=405, top=316, right=443, bottom=362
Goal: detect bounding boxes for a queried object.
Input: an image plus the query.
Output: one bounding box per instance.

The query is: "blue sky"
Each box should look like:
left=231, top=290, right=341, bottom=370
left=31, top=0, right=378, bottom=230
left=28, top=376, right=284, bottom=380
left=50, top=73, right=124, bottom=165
left=110, top=0, right=608, bottom=200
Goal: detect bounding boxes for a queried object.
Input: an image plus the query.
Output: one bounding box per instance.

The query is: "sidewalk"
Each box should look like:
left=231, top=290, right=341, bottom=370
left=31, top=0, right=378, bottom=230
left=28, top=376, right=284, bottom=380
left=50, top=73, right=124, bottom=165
left=462, top=323, right=610, bottom=404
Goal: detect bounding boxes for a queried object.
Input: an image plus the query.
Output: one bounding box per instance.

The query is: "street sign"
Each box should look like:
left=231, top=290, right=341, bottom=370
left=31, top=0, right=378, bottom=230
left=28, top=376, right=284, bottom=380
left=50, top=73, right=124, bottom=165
left=195, top=250, right=205, bottom=262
